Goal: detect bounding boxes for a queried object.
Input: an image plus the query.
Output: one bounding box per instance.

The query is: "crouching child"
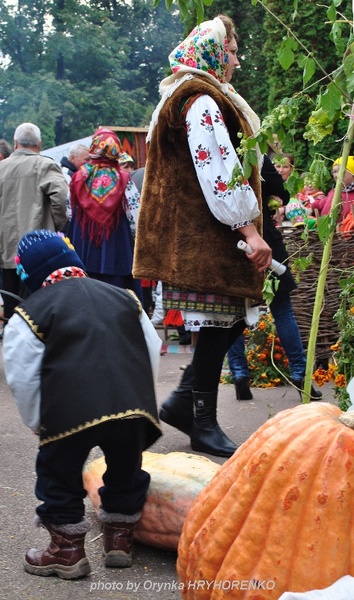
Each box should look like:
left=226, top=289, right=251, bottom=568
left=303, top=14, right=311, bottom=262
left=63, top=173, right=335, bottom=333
left=2, top=229, right=162, bottom=579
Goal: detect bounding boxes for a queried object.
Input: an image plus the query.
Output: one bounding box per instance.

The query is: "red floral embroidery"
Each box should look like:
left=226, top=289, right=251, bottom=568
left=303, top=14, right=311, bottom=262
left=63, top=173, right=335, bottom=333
left=200, top=110, right=213, bottom=132
left=194, top=144, right=211, bottom=168
left=214, top=111, right=225, bottom=126
left=219, top=145, right=229, bottom=160
left=213, top=176, right=231, bottom=199
left=42, top=268, right=87, bottom=287
left=198, top=149, right=209, bottom=161
left=216, top=180, right=228, bottom=192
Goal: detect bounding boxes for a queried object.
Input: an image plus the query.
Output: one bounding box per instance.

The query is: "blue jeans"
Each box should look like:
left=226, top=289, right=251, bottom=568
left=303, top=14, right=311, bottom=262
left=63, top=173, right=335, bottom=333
left=227, top=293, right=306, bottom=381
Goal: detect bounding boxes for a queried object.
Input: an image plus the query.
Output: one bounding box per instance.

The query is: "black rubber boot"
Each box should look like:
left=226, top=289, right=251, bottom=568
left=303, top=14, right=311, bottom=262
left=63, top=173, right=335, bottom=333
left=291, top=379, right=322, bottom=401
left=233, top=377, right=253, bottom=400
left=190, top=391, right=237, bottom=458
left=159, top=365, right=194, bottom=434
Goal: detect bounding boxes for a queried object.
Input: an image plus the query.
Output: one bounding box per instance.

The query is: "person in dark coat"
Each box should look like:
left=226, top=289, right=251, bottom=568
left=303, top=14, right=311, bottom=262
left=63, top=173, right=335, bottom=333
left=60, top=144, right=90, bottom=180
left=227, top=155, right=322, bottom=401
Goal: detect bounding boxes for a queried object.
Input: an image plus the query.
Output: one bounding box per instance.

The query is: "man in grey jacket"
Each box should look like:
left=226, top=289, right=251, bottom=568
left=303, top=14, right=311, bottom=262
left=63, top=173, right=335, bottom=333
left=0, top=122, right=68, bottom=320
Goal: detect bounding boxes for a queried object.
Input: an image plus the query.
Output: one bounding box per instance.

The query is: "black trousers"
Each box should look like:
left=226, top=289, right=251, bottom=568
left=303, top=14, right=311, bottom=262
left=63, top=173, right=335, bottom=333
left=35, top=419, right=151, bottom=525
left=192, top=319, right=247, bottom=392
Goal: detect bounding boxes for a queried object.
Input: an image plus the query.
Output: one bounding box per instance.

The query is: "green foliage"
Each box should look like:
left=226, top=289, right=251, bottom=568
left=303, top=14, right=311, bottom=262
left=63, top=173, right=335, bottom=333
left=278, top=37, right=298, bottom=71
left=262, top=0, right=352, bottom=170
left=219, top=0, right=354, bottom=196
left=316, top=211, right=340, bottom=242
left=308, top=155, right=332, bottom=191
left=0, top=0, right=184, bottom=146
left=228, top=163, right=244, bottom=188
left=315, top=270, right=354, bottom=410
left=333, top=271, right=354, bottom=409
left=344, top=43, right=354, bottom=94
left=290, top=252, right=314, bottom=284
left=0, top=0, right=50, bottom=75
left=262, top=273, right=280, bottom=306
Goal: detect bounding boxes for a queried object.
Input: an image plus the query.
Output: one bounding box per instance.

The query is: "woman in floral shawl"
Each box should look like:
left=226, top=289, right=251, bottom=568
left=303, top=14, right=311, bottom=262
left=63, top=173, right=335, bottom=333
left=68, top=128, right=142, bottom=299
left=133, top=15, right=272, bottom=457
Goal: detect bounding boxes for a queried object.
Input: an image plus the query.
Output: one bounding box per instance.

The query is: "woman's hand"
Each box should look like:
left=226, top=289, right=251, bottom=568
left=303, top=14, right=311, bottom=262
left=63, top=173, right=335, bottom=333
left=239, top=224, right=272, bottom=272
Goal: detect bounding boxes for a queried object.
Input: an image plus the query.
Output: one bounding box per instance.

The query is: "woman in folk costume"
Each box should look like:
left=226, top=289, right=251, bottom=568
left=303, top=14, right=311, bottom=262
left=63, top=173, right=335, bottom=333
left=133, top=14, right=272, bottom=458
left=68, top=127, right=142, bottom=300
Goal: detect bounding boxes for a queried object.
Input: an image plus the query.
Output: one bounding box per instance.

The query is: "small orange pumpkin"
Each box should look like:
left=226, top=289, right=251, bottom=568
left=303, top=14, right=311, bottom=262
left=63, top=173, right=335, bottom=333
left=83, top=451, right=219, bottom=551
left=177, top=402, right=354, bottom=599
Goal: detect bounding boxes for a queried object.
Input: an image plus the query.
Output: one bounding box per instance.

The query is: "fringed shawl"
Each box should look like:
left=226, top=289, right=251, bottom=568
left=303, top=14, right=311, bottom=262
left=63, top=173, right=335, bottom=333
left=70, top=127, right=130, bottom=246
left=70, top=161, right=129, bottom=246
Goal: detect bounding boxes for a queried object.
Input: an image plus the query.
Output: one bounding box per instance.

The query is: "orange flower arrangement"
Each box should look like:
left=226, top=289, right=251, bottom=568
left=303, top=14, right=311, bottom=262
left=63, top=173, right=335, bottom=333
left=221, top=310, right=291, bottom=388
left=313, top=359, right=348, bottom=409
left=312, top=270, right=353, bottom=410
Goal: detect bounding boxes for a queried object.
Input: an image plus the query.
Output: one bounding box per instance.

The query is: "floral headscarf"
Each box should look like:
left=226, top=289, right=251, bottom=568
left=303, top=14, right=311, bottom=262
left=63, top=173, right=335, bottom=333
left=169, top=19, right=229, bottom=83
left=148, top=17, right=261, bottom=151
left=70, top=128, right=129, bottom=245
left=88, top=127, right=122, bottom=162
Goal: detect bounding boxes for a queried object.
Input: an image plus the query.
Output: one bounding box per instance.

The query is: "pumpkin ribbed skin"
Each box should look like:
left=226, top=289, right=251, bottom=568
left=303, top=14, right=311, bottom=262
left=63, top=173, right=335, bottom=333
left=83, top=451, right=219, bottom=550
left=177, top=402, right=354, bottom=599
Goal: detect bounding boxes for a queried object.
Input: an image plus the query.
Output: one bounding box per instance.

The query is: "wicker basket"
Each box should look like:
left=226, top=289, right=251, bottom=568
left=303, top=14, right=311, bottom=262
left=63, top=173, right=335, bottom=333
left=282, top=227, right=354, bottom=365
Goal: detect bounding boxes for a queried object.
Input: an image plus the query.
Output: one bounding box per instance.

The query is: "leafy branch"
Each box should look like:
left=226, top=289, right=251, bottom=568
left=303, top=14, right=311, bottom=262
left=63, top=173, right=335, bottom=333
left=231, top=2, right=353, bottom=402
left=303, top=116, right=354, bottom=401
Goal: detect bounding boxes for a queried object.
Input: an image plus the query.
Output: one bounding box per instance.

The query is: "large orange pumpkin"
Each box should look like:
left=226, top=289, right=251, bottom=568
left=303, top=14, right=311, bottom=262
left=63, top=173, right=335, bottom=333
left=83, top=451, right=219, bottom=551
left=177, top=402, right=354, bottom=599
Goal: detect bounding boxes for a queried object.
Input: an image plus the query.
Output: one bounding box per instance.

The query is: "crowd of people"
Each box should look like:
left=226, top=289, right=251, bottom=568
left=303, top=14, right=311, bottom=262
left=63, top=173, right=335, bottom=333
left=271, top=152, right=354, bottom=227
left=0, top=11, right=353, bottom=582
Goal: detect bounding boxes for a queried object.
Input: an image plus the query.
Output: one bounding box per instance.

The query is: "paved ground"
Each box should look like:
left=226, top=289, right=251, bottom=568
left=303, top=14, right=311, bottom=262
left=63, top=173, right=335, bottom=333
left=0, top=330, right=336, bottom=600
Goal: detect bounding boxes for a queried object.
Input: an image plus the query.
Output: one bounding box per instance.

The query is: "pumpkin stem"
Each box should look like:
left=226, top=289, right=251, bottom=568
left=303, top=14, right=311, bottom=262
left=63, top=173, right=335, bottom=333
left=339, top=412, right=354, bottom=429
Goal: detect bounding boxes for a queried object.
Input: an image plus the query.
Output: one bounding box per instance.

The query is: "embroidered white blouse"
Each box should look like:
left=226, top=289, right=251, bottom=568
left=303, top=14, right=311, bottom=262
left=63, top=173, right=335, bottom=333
left=186, top=94, right=260, bottom=229
left=178, top=94, right=261, bottom=329
left=123, top=178, right=141, bottom=236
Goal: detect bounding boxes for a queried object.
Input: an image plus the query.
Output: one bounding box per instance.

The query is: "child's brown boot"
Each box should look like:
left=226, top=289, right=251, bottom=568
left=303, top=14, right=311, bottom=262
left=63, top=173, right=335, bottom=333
left=24, top=520, right=91, bottom=579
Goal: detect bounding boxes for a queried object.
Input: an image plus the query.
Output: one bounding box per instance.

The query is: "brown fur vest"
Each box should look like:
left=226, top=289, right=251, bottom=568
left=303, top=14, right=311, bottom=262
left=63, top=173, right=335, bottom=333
left=133, top=76, right=264, bottom=302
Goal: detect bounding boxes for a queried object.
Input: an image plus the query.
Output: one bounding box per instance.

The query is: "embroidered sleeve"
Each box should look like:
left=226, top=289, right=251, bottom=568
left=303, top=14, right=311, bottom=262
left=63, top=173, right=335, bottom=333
left=186, top=95, right=260, bottom=228
left=124, top=179, right=141, bottom=236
